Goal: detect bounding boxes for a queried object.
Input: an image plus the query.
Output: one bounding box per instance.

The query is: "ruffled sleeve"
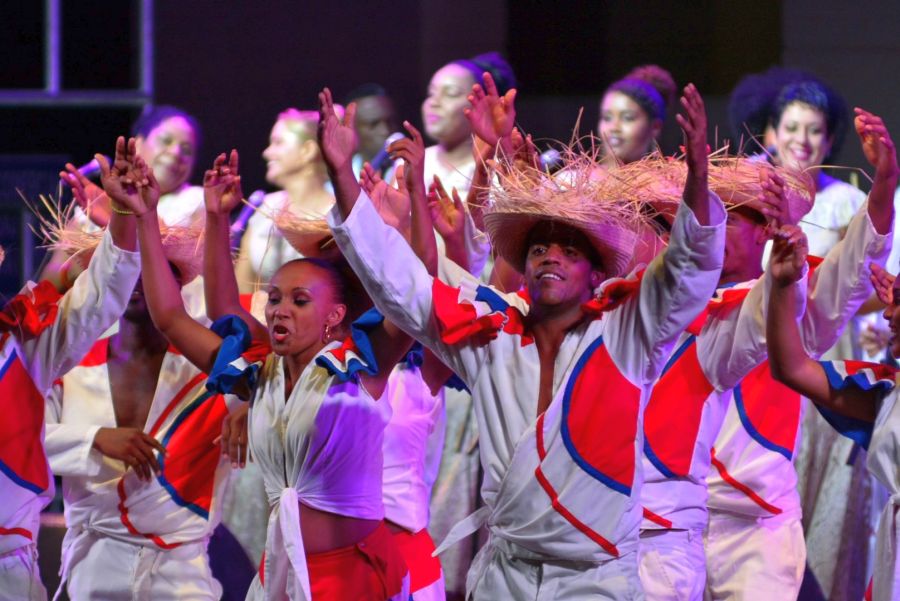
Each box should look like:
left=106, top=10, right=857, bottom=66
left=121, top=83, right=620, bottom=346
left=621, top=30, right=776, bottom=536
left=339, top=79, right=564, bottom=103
left=315, top=307, right=384, bottom=382
left=814, top=360, right=898, bottom=449
left=0, top=281, right=61, bottom=338
left=206, top=315, right=269, bottom=396
left=431, top=278, right=531, bottom=346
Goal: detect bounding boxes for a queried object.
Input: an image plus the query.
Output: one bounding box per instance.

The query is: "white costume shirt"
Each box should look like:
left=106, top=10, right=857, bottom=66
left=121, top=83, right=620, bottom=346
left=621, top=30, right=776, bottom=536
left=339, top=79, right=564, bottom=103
left=0, top=230, right=140, bottom=555
left=45, top=340, right=241, bottom=590
left=707, top=204, right=891, bottom=518
left=216, top=322, right=392, bottom=601
left=329, top=190, right=726, bottom=567
left=642, top=200, right=890, bottom=530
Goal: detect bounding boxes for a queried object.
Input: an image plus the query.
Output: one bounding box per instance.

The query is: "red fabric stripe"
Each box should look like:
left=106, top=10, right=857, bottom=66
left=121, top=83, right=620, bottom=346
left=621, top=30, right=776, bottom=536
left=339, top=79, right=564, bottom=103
left=147, top=372, right=208, bottom=436
left=116, top=479, right=182, bottom=550
left=642, top=507, right=673, bottom=529
left=258, top=550, right=265, bottom=586
left=534, top=413, right=619, bottom=556
left=78, top=338, right=110, bottom=367
left=0, top=527, right=33, bottom=540
left=709, top=448, right=782, bottom=515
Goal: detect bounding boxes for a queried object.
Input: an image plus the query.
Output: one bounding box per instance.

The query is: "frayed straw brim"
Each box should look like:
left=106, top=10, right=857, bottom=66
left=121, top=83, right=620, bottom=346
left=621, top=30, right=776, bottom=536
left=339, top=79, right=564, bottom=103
left=483, top=147, right=646, bottom=278
left=272, top=208, right=337, bottom=259
left=31, top=193, right=205, bottom=283
left=597, top=150, right=815, bottom=225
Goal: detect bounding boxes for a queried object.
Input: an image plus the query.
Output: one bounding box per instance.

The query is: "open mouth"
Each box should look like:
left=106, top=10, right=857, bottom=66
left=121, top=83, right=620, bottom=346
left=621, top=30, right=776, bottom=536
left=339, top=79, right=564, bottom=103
left=538, top=272, right=563, bottom=282
left=271, top=324, right=290, bottom=343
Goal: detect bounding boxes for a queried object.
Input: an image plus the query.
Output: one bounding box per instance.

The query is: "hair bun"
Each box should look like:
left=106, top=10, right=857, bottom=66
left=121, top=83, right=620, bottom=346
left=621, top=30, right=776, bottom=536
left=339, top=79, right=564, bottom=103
left=625, top=65, right=677, bottom=111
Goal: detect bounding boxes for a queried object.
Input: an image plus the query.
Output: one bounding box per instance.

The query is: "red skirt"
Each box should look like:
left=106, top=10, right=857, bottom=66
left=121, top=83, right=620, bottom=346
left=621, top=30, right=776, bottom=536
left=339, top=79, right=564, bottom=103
left=390, top=528, right=442, bottom=593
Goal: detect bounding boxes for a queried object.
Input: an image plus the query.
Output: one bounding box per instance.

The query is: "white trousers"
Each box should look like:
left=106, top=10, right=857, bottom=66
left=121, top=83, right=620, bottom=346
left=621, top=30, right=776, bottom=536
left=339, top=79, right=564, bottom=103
left=704, top=510, right=805, bottom=601
left=638, top=529, right=706, bottom=601
left=64, top=534, right=221, bottom=601
left=0, top=544, right=46, bottom=601
left=467, top=536, right=643, bottom=600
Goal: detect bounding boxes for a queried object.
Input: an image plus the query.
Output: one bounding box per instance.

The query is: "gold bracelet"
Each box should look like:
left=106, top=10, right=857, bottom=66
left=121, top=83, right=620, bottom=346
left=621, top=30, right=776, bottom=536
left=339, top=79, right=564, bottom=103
left=110, top=202, right=134, bottom=216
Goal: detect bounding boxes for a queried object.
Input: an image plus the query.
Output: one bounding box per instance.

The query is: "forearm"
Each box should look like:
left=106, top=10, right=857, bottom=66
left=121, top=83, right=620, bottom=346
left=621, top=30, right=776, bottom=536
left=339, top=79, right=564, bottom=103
left=466, top=162, right=489, bottom=232
left=767, top=281, right=829, bottom=399
left=410, top=183, right=439, bottom=276
left=137, top=212, right=189, bottom=332
left=868, top=169, right=899, bottom=235
left=327, top=160, right=362, bottom=221
left=682, top=169, right=711, bottom=226
left=204, top=212, right=243, bottom=318
left=107, top=207, right=137, bottom=252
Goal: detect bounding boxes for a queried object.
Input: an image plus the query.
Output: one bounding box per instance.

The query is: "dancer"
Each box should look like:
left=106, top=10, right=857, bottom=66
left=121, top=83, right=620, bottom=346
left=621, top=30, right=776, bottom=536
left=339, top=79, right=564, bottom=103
left=45, top=151, right=255, bottom=600
left=321, top=80, right=724, bottom=598
left=117, top=142, right=411, bottom=599
left=704, top=109, right=896, bottom=600
left=0, top=137, right=142, bottom=601
left=764, top=115, right=898, bottom=600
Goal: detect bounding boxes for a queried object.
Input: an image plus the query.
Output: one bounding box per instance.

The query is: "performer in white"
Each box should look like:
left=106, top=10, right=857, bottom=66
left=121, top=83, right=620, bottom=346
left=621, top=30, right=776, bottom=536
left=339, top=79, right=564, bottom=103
left=45, top=151, right=253, bottom=600
left=320, top=81, right=725, bottom=598
left=0, top=137, right=141, bottom=601
left=764, top=109, right=899, bottom=601
left=703, top=109, right=897, bottom=601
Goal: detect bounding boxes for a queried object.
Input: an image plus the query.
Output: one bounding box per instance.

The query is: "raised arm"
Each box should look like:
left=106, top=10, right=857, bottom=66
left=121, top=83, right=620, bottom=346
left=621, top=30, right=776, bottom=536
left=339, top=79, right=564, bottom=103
left=202, top=150, right=268, bottom=341
left=767, top=226, right=879, bottom=421
left=429, top=175, right=469, bottom=272
left=388, top=121, right=438, bottom=275
left=676, top=84, right=712, bottom=226
left=464, top=71, right=517, bottom=159
left=856, top=108, right=899, bottom=235
left=318, top=87, right=361, bottom=220
left=106, top=143, right=223, bottom=374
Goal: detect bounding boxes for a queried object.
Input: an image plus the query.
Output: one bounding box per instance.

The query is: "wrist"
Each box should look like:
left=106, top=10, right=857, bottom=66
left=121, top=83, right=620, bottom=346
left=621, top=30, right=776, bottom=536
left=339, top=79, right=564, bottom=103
left=110, top=201, right=134, bottom=216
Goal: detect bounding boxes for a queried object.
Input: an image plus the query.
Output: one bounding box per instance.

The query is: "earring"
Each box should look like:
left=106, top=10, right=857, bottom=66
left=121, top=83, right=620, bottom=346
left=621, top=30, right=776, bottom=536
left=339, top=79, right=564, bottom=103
left=322, top=323, right=331, bottom=343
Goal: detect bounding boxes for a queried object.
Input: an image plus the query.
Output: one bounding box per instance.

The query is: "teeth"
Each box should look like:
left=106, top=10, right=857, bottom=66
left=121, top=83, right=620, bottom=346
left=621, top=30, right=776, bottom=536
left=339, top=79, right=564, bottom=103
left=540, top=273, right=562, bottom=281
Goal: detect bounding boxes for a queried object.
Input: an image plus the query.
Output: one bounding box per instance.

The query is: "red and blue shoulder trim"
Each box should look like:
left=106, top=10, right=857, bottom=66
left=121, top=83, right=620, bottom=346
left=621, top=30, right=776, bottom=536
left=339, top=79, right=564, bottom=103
left=316, top=307, right=384, bottom=382
left=206, top=315, right=269, bottom=396
left=0, top=280, right=61, bottom=339
left=432, top=278, right=531, bottom=346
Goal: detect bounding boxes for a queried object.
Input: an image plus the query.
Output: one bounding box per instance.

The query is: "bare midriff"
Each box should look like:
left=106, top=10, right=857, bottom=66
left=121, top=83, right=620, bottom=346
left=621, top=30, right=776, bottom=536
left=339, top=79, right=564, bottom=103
left=299, top=502, right=381, bottom=554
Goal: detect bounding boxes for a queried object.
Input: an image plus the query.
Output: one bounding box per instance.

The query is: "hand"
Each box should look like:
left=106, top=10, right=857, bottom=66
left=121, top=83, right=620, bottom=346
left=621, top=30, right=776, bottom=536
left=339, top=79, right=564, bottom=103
left=317, top=87, right=358, bottom=173
left=860, top=322, right=891, bottom=357
left=218, top=403, right=249, bottom=468
left=360, top=162, right=411, bottom=235
left=675, top=84, right=708, bottom=177
left=97, top=137, right=157, bottom=216
left=429, top=175, right=466, bottom=241
left=758, top=169, right=788, bottom=229
left=510, top=128, right=540, bottom=173
left=870, top=263, right=895, bottom=305
left=60, top=163, right=111, bottom=227
left=855, top=108, right=899, bottom=179
left=464, top=71, right=517, bottom=148
left=388, top=121, right=426, bottom=195
left=93, top=426, right=166, bottom=481
left=204, top=150, right=243, bottom=214
left=769, top=224, right=808, bottom=286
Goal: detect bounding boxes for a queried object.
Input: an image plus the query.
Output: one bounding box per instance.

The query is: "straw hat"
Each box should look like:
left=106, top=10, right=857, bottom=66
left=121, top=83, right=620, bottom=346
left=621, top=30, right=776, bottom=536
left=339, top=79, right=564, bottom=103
left=482, top=151, right=645, bottom=278
left=33, top=195, right=204, bottom=283
left=272, top=207, right=336, bottom=259
left=710, top=156, right=814, bottom=225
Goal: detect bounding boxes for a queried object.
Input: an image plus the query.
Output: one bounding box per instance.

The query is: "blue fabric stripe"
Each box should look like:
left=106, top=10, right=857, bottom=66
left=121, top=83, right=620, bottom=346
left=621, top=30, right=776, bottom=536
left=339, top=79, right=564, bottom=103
left=643, top=439, right=677, bottom=480
left=316, top=308, right=383, bottom=382
left=154, top=391, right=215, bottom=520
left=207, top=315, right=259, bottom=396
left=560, top=336, right=632, bottom=496
left=0, top=350, right=17, bottom=380
left=733, top=383, right=793, bottom=460
left=0, top=459, right=45, bottom=494
left=660, top=335, right=696, bottom=377
left=814, top=405, right=873, bottom=450
left=820, top=361, right=895, bottom=393
left=473, top=285, right=510, bottom=314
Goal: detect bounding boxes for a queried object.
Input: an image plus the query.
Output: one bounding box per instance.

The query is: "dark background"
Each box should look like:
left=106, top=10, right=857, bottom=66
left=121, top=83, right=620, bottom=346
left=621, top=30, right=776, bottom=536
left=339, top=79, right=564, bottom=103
left=1, top=0, right=899, bottom=296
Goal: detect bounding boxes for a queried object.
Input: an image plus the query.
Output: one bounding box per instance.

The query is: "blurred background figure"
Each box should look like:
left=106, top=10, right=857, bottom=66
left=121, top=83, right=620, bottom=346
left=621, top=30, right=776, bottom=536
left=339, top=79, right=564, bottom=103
left=344, top=83, right=399, bottom=178
left=234, top=108, right=337, bottom=293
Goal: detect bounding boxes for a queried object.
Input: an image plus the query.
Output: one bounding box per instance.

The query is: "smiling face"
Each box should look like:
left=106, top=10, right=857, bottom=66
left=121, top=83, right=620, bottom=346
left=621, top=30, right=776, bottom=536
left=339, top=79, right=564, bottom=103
left=598, top=91, right=660, bottom=165
left=263, top=117, right=319, bottom=187
left=135, top=116, right=197, bottom=195
left=264, top=261, right=346, bottom=357
left=523, top=222, right=603, bottom=309
left=421, top=63, right=475, bottom=146
left=774, top=101, right=832, bottom=173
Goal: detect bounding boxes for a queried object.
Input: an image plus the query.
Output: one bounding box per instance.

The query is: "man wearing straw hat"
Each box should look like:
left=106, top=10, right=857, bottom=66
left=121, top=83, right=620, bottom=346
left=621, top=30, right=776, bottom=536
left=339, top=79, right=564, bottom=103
left=44, top=149, right=251, bottom=601
left=319, top=80, right=725, bottom=599
left=628, top=111, right=894, bottom=598
left=696, top=110, right=896, bottom=600
left=0, top=137, right=142, bottom=601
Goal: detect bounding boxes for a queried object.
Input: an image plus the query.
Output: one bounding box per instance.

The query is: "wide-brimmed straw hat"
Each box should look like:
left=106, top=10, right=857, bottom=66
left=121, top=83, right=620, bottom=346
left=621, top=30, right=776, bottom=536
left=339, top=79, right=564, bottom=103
left=272, top=207, right=337, bottom=259
left=482, top=151, right=645, bottom=278
left=597, top=150, right=814, bottom=227
left=34, top=195, right=205, bottom=283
